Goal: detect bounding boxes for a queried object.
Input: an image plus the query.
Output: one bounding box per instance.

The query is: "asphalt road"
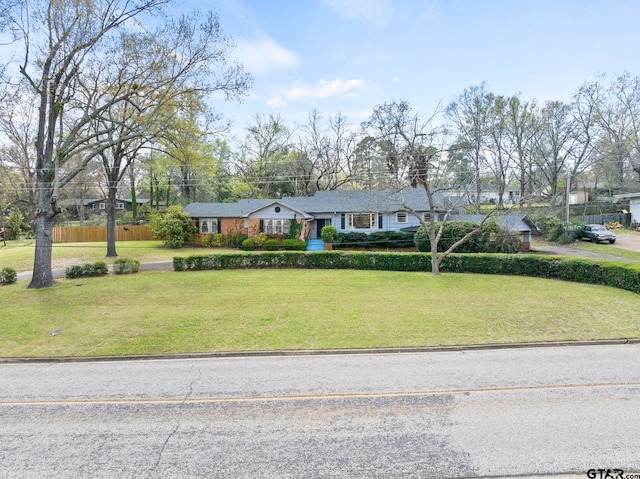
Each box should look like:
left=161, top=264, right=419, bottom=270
left=2, top=345, right=639, bottom=478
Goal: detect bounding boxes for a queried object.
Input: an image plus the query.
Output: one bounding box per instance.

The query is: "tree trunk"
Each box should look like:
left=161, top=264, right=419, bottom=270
left=429, top=230, right=440, bottom=275
left=28, top=185, right=57, bottom=289
left=106, top=183, right=118, bottom=257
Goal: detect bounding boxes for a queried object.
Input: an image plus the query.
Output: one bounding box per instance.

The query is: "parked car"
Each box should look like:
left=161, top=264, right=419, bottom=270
left=578, top=224, right=616, bottom=244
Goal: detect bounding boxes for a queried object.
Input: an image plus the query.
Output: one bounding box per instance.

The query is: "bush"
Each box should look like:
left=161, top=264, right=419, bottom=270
left=65, top=261, right=109, bottom=279
left=264, top=239, right=279, bottom=251
left=282, top=239, right=307, bottom=250
left=414, top=221, right=521, bottom=253
left=368, top=231, right=414, bottom=248
left=253, top=232, right=268, bottom=249
left=148, top=205, right=197, bottom=249
left=334, top=232, right=371, bottom=248
left=201, top=233, right=224, bottom=247
left=0, top=267, right=17, bottom=285
left=320, top=225, right=338, bottom=243
left=113, top=258, right=140, bottom=275
left=227, top=232, right=248, bottom=248
left=241, top=238, right=255, bottom=251
left=172, top=251, right=640, bottom=294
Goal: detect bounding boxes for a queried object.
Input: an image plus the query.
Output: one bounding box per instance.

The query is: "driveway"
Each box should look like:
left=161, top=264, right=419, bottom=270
left=533, top=230, right=640, bottom=262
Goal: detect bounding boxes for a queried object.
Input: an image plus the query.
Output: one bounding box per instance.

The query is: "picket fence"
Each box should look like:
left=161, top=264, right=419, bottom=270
left=53, top=225, right=155, bottom=243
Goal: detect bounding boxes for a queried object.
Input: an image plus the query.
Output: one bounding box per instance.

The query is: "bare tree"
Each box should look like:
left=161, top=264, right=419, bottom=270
left=447, top=83, right=494, bottom=213
left=531, top=101, right=577, bottom=205
left=0, top=1, right=251, bottom=287
left=364, top=100, right=493, bottom=274
left=504, top=95, right=538, bottom=205
left=296, top=110, right=357, bottom=193
left=0, top=88, right=38, bottom=216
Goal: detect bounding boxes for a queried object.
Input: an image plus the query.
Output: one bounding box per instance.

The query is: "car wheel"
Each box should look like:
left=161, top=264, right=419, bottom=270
left=609, top=239, right=615, bottom=244
left=592, top=237, right=598, bottom=243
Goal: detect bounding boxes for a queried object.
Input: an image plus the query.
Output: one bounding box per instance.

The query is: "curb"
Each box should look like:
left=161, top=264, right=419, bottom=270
left=2, top=338, right=639, bottom=364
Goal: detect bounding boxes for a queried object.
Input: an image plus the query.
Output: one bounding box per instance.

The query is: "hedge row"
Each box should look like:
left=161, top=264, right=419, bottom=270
left=66, top=261, right=109, bottom=279
left=173, top=252, right=640, bottom=294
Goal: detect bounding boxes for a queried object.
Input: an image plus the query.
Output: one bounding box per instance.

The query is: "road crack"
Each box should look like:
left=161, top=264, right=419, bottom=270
left=146, top=367, right=202, bottom=478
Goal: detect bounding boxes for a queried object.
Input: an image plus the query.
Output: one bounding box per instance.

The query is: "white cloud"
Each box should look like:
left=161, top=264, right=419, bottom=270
left=286, top=78, right=364, bottom=101
left=267, top=96, right=287, bottom=108
left=321, top=0, right=393, bottom=25
left=234, top=37, right=300, bottom=76
left=392, top=77, right=400, bottom=83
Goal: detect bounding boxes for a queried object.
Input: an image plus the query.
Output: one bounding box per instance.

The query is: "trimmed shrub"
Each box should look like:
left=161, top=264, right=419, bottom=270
left=241, top=238, right=255, bottom=251
left=368, top=231, right=414, bottom=248
left=173, top=251, right=640, bottom=294
left=201, top=233, right=224, bottom=247
left=66, top=261, right=109, bottom=279
left=227, top=232, right=248, bottom=248
left=253, top=232, right=268, bottom=249
left=282, top=239, right=307, bottom=250
left=113, top=258, right=140, bottom=275
left=0, top=267, right=17, bottom=285
left=264, top=239, right=279, bottom=251
left=320, top=225, right=338, bottom=243
left=334, top=232, right=372, bottom=248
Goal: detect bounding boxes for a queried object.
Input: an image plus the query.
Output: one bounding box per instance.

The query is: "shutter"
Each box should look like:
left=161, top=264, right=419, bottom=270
left=341, top=214, right=345, bottom=229
left=217, top=219, right=222, bottom=234
left=259, top=219, right=264, bottom=232
left=378, top=214, right=383, bottom=229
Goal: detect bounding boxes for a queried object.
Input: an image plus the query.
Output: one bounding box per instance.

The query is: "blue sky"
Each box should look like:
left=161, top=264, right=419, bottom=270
left=190, top=0, right=640, bottom=136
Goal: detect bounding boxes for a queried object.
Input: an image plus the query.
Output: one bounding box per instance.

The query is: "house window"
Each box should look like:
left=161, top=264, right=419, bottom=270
left=346, top=213, right=375, bottom=230
left=263, top=219, right=291, bottom=234
left=396, top=212, right=407, bottom=223
left=422, top=212, right=432, bottom=222
left=116, top=203, right=125, bottom=210
left=200, top=218, right=218, bottom=234
left=99, top=203, right=106, bottom=210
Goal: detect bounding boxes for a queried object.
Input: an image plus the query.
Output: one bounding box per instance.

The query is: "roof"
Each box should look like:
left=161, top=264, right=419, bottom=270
left=451, top=214, right=539, bottom=232
left=184, top=188, right=446, bottom=218
left=399, top=214, right=538, bottom=234
left=614, top=191, right=640, bottom=200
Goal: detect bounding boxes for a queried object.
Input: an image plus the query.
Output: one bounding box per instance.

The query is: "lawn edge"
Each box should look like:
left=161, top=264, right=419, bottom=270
left=2, top=338, right=639, bottom=364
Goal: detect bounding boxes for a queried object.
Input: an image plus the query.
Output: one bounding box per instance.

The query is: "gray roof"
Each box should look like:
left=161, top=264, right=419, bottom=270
left=451, top=214, right=538, bottom=232
left=184, top=188, right=445, bottom=218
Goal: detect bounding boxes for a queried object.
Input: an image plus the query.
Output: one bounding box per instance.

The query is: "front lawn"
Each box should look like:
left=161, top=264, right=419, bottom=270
left=0, top=240, right=235, bottom=272
left=1, top=270, right=638, bottom=358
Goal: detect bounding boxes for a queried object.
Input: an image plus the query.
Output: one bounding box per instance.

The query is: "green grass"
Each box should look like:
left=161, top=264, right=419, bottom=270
left=0, top=240, right=235, bottom=272
left=1, top=269, right=638, bottom=358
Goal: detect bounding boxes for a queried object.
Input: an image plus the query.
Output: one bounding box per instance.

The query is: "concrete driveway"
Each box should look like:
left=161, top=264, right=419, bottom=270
left=533, top=230, right=640, bottom=262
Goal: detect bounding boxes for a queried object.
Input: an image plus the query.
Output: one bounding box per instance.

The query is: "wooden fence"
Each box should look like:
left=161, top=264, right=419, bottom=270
left=53, top=225, right=155, bottom=243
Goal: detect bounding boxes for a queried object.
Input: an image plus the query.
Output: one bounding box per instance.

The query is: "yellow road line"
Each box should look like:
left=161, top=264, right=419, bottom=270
left=1, top=382, right=639, bottom=407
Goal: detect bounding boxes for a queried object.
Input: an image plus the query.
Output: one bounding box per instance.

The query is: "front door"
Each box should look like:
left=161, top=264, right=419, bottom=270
left=316, top=219, right=329, bottom=238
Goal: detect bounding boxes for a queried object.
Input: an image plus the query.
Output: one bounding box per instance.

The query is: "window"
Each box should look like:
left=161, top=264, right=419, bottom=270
left=116, top=202, right=125, bottom=210
left=263, top=219, right=291, bottom=234
left=199, top=218, right=218, bottom=234
left=422, top=212, right=432, bottom=222
left=396, top=212, right=407, bottom=223
left=346, top=213, right=375, bottom=230
left=99, top=203, right=106, bottom=210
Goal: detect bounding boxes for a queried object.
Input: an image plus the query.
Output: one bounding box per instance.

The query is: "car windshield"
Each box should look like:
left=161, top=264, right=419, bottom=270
left=592, top=225, right=607, bottom=231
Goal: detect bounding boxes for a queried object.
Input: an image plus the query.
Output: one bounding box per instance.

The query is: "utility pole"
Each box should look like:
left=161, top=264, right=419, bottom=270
left=564, top=168, right=571, bottom=242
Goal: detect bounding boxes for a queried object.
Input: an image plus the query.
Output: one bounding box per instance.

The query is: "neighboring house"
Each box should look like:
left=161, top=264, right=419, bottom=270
left=59, top=198, right=150, bottom=218
left=184, top=188, right=451, bottom=240
left=614, top=192, right=640, bottom=224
